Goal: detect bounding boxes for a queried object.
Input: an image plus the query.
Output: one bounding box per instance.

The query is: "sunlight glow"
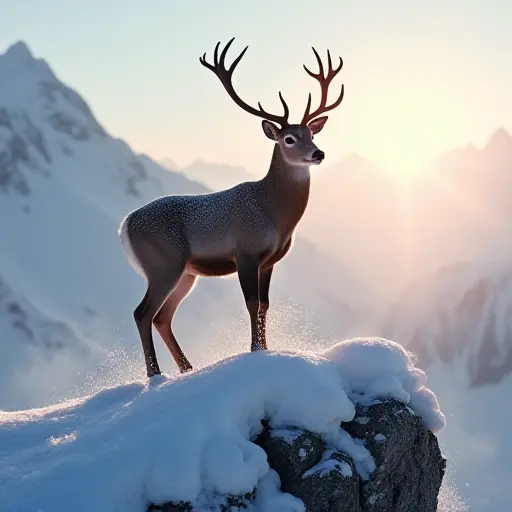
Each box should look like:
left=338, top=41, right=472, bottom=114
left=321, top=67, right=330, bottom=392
left=356, top=84, right=468, bottom=178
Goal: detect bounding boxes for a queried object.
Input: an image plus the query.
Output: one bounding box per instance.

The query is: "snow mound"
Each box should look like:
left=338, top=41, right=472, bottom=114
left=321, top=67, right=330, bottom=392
left=323, top=336, right=446, bottom=433
left=0, top=340, right=445, bottom=512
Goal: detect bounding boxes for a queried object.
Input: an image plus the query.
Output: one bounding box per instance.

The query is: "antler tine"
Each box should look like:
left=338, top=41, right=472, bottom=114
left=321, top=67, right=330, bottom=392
left=213, top=40, right=221, bottom=66
left=305, top=47, right=324, bottom=79
left=301, top=47, right=345, bottom=126
left=259, top=91, right=290, bottom=122
left=199, top=38, right=291, bottom=128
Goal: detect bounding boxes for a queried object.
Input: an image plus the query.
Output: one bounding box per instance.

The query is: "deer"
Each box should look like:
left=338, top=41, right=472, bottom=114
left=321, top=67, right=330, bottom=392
left=118, top=37, right=345, bottom=378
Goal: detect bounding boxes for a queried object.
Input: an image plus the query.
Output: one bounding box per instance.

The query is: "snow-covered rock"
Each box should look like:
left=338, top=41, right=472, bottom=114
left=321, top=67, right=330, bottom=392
left=256, top=398, right=445, bottom=512
left=0, top=338, right=446, bottom=512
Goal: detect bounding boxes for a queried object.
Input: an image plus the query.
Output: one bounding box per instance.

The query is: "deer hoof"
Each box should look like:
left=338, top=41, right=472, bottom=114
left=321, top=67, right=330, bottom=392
left=251, top=341, right=268, bottom=351
left=147, top=364, right=161, bottom=379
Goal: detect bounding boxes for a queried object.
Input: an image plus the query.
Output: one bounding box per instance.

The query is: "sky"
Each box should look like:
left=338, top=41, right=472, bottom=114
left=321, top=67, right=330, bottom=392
left=1, top=0, right=512, bottom=176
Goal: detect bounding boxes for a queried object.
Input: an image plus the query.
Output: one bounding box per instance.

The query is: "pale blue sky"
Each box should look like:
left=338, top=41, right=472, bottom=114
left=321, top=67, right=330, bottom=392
left=1, top=0, right=511, bottom=175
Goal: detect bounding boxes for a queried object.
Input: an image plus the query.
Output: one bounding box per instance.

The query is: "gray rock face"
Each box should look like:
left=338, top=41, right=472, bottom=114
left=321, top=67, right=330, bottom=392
left=297, top=449, right=360, bottom=511
left=0, top=110, right=51, bottom=195
left=343, top=400, right=446, bottom=512
left=148, top=400, right=445, bottom=512
left=257, top=427, right=360, bottom=510
left=258, top=427, right=325, bottom=484
left=0, top=132, right=31, bottom=195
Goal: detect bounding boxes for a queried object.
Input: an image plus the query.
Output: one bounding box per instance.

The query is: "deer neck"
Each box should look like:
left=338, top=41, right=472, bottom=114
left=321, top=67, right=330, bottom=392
left=262, top=144, right=311, bottom=235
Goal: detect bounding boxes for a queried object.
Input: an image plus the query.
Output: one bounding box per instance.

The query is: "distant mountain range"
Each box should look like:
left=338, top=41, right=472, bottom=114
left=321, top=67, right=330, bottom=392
left=161, top=158, right=258, bottom=192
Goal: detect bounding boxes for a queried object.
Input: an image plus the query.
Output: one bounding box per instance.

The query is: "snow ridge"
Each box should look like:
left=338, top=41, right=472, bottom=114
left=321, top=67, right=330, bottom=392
left=0, top=338, right=444, bottom=512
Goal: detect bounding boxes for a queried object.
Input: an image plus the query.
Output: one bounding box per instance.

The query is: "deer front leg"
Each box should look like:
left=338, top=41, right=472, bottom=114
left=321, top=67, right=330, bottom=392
left=257, top=266, right=273, bottom=350
left=236, top=255, right=265, bottom=352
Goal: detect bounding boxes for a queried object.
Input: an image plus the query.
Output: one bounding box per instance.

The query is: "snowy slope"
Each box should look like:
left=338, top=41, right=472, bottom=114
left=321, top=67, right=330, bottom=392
left=0, top=41, right=376, bottom=409
left=0, top=339, right=446, bottom=512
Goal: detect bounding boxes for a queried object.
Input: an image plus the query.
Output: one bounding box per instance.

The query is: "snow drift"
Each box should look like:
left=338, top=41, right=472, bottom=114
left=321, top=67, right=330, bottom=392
left=0, top=337, right=445, bottom=512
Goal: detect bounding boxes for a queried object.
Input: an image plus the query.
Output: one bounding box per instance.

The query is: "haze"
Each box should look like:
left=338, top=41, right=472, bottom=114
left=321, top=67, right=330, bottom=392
left=3, top=2, right=512, bottom=509
left=1, top=0, right=511, bottom=175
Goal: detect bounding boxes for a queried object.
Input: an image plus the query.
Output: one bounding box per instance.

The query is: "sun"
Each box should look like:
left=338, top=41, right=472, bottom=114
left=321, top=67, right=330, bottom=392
left=355, top=83, right=466, bottom=179
left=373, top=130, right=431, bottom=178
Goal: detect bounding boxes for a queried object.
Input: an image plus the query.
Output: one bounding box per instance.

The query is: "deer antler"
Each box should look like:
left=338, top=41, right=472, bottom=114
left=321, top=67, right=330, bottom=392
left=301, top=48, right=344, bottom=126
left=199, top=37, right=291, bottom=128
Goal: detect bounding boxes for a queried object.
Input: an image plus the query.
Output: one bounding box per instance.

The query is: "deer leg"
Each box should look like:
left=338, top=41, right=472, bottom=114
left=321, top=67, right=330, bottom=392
left=236, top=255, right=264, bottom=352
left=153, top=273, right=196, bottom=373
left=257, top=266, right=273, bottom=350
left=134, top=266, right=186, bottom=378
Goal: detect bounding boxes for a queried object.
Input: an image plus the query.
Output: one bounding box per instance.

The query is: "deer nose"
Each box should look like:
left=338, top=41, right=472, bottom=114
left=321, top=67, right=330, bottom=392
left=312, top=150, right=325, bottom=161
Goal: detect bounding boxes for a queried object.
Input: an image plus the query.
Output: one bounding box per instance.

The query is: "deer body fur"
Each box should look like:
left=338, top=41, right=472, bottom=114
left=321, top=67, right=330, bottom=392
left=119, top=38, right=345, bottom=377
left=120, top=153, right=309, bottom=279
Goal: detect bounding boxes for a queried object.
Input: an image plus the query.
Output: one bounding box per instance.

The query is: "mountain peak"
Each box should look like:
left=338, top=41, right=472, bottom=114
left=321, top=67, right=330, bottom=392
left=0, top=40, right=56, bottom=84
left=484, top=127, right=512, bottom=154
left=3, top=40, right=34, bottom=61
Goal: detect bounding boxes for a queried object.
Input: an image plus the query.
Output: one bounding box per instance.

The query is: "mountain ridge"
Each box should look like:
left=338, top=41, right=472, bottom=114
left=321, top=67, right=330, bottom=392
left=383, top=259, right=512, bottom=388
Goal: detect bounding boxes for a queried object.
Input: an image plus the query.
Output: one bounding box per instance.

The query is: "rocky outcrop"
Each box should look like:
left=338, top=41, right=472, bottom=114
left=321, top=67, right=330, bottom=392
left=149, top=399, right=446, bottom=512
left=342, top=400, right=446, bottom=511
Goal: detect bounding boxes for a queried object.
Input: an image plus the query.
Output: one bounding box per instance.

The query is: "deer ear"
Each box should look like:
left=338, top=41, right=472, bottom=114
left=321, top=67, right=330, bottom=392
left=308, top=116, right=328, bottom=135
left=262, top=120, right=280, bottom=141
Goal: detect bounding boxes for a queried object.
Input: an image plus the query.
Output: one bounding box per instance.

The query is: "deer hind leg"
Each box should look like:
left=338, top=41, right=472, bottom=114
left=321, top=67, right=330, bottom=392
left=153, top=272, right=196, bottom=373
left=134, top=264, right=186, bottom=378
left=236, top=255, right=266, bottom=352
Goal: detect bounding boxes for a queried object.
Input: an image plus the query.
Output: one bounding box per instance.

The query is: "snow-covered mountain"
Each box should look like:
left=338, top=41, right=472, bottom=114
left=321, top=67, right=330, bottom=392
left=384, top=260, right=512, bottom=388
left=381, top=261, right=512, bottom=511
left=0, top=40, right=376, bottom=410
left=0, top=40, right=213, bottom=408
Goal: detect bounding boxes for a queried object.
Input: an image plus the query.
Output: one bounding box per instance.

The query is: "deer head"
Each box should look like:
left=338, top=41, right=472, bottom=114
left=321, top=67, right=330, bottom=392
left=199, top=38, right=345, bottom=168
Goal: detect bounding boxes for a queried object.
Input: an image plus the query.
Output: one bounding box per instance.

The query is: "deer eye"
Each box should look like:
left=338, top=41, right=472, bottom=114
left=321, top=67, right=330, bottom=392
left=284, top=136, right=296, bottom=145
